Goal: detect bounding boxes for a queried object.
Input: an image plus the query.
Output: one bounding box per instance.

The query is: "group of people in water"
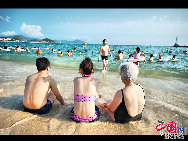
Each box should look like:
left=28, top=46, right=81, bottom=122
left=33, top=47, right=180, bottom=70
left=23, top=56, right=145, bottom=123
left=1, top=39, right=186, bottom=72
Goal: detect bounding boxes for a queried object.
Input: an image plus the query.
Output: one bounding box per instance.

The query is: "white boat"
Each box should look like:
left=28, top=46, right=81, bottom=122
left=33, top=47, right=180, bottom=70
left=0, top=48, right=11, bottom=51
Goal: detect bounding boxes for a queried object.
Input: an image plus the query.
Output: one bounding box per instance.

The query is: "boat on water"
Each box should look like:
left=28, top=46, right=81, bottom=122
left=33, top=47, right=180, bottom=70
left=173, top=37, right=188, bottom=47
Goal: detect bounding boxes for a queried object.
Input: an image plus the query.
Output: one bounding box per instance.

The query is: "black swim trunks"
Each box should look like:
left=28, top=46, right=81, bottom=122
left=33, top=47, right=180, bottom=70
left=101, top=55, right=108, bottom=60
left=23, top=99, right=52, bottom=114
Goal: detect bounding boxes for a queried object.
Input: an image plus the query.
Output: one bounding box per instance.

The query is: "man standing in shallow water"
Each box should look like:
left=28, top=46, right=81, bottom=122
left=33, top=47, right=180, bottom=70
left=98, top=39, right=112, bottom=71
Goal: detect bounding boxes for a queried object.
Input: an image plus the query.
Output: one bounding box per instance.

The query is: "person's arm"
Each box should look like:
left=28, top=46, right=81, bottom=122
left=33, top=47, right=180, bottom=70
left=106, top=90, right=122, bottom=112
left=108, top=46, right=112, bottom=57
left=50, top=77, right=65, bottom=105
left=98, top=47, right=102, bottom=62
left=130, top=51, right=136, bottom=58
left=141, top=52, right=146, bottom=62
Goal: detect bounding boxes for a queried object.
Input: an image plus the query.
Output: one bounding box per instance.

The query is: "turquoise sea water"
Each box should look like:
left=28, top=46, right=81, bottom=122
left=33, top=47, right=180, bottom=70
left=0, top=42, right=188, bottom=79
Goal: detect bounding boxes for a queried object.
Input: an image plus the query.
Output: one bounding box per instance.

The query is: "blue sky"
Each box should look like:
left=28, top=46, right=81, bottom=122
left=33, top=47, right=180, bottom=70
left=0, top=8, right=188, bottom=45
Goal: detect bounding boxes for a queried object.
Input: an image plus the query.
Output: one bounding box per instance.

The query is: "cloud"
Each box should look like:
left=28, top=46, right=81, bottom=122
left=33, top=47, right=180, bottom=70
left=0, top=16, right=11, bottom=22
left=20, top=23, right=44, bottom=38
left=1, top=30, right=16, bottom=36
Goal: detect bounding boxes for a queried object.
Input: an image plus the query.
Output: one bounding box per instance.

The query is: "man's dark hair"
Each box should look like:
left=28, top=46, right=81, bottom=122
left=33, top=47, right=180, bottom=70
left=102, top=39, right=107, bottom=43
left=36, top=57, right=50, bottom=71
left=118, top=50, right=121, bottom=54
left=136, top=47, right=140, bottom=53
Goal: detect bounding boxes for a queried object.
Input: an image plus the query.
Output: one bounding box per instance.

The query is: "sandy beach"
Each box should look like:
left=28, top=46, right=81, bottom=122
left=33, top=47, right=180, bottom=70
left=0, top=60, right=187, bottom=135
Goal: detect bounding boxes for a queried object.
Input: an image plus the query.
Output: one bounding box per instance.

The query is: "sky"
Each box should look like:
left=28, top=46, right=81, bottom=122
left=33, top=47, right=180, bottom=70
left=0, top=8, right=188, bottom=45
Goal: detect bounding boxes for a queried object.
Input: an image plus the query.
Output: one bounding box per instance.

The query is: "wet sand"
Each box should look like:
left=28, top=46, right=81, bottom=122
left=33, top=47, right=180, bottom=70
left=0, top=60, right=187, bottom=135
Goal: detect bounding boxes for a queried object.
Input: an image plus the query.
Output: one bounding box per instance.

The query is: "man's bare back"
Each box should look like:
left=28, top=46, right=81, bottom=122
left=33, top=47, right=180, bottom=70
left=24, top=73, right=54, bottom=109
left=23, top=57, right=65, bottom=112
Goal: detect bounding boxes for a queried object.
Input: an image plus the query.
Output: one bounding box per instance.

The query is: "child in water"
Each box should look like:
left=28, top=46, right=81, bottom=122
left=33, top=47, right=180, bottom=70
left=130, top=47, right=146, bottom=66
left=60, top=52, right=63, bottom=57
left=171, top=55, right=177, bottom=61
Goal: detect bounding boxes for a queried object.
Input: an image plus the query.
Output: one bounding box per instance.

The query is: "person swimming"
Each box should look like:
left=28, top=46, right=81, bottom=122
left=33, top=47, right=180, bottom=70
left=57, top=49, right=61, bottom=54
left=157, top=54, right=163, bottom=62
left=60, top=52, right=63, bottom=57
left=171, top=55, right=177, bottom=61
left=115, top=50, right=123, bottom=61
left=77, top=51, right=82, bottom=55
left=130, top=47, right=146, bottom=66
left=149, top=54, right=154, bottom=62
left=37, top=47, right=42, bottom=55
left=70, top=57, right=100, bottom=122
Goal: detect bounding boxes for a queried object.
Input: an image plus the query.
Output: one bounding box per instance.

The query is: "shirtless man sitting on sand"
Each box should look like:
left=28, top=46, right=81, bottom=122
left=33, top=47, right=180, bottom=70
left=23, top=57, right=65, bottom=114
left=98, top=39, right=112, bottom=71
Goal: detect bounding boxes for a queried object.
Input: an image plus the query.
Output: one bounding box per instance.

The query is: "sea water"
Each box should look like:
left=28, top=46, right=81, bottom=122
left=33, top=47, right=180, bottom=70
left=0, top=42, right=188, bottom=79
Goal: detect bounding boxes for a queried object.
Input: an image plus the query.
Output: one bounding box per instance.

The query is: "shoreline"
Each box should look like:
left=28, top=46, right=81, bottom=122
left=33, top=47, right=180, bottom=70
left=0, top=60, right=187, bottom=135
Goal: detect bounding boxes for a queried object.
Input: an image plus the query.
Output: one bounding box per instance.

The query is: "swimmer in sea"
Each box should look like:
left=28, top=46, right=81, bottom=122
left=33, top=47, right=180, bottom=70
left=15, top=46, right=21, bottom=52
left=26, top=47, right=30, bottom=53
left=67, top=50, right=72, bottom=56
left=98, top=39, right=112, bottom=71
left=130, top=47, right=146, bottom=66
left=115, top=50, right=123, bottom=61
left=60, top=52, right=63, bottom=57
left=157, top=54, right=163, bottom=62
left=37, top=47, right=42, bottom=55
left=72, top=47, right=76, bottom=51
left=149, top=54, right=154, bottom=62
left=57, top=49, right=61, bottom=54
left=171, top=55, right=177, bottom=61
left=127, top=54, right=132, bottom=62
left=77, top=51, right=82, bottom=55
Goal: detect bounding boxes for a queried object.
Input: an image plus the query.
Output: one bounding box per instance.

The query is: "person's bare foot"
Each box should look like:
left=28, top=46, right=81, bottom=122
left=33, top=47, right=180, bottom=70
left=98, top=93, right=103, bottom=98
left=0, top=89, right=3, bottom=93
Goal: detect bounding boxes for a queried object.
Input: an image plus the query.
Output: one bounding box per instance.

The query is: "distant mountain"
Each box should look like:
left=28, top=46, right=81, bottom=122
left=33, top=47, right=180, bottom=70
left=29, top=38, right=55, bottom=43
left=55, top=39, right=85, bottom=44
left=0, top=34, right=86, bottom=44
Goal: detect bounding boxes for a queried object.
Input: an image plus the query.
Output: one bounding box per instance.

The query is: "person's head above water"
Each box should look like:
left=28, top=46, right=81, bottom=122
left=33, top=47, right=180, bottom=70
left=119, top=62, right=139, bottom=83
left=118, top=50, right=121, bottom=54
left=36, top=57, right=50, bottom=71
left=136, top=47, right=140, bottom=53
left=79, top=57, right=94, bottom=75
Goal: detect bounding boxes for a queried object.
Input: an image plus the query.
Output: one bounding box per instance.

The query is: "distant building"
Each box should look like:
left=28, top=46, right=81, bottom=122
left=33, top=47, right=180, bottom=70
left=0, top=37, right=14, bottom=42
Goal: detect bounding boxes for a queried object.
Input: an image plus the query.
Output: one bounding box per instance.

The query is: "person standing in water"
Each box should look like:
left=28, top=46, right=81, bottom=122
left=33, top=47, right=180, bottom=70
left=130, top=47, right=146, bottom=66
left=98, top=39, right=112, bottom=71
